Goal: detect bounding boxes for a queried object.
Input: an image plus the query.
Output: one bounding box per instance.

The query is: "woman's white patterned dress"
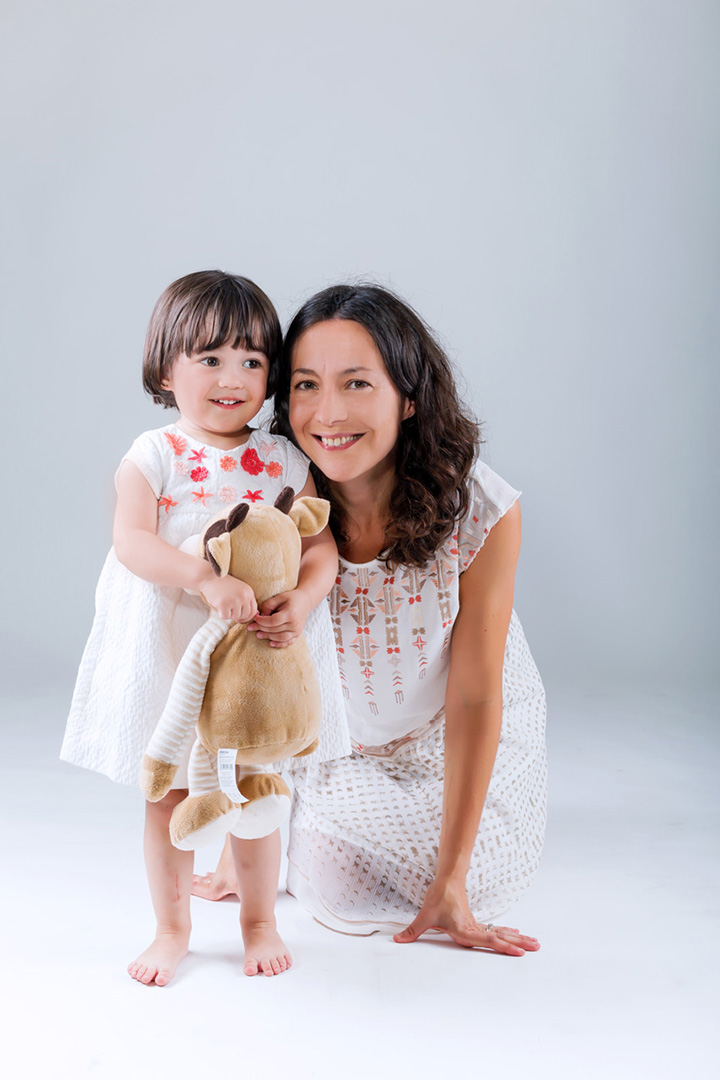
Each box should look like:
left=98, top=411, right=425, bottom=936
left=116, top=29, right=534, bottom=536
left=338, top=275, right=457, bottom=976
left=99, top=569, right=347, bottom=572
left=287, top=461, right=547, bottom=932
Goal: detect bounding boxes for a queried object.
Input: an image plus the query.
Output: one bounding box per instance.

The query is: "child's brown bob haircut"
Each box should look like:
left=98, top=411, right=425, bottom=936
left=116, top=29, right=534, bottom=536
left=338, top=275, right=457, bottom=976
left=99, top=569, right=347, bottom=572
left=143, top=270, right=282, bottom=408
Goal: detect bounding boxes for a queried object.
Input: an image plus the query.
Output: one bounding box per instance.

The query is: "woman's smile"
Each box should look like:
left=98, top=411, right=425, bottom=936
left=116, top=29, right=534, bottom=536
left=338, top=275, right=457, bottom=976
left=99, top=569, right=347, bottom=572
left=314, top=433, right=364, bottom=450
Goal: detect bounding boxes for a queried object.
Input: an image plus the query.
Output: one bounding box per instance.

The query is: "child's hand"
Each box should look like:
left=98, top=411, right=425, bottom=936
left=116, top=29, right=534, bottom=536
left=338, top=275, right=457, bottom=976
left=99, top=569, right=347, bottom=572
left=247, top=588, right=313, bottom=647
left=200, top=573, right=258, bottom=623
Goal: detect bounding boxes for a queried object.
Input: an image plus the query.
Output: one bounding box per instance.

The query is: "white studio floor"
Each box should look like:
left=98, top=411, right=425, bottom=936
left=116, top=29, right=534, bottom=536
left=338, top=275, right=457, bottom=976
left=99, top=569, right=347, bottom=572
left=2, top=685, right=718, bottom=1080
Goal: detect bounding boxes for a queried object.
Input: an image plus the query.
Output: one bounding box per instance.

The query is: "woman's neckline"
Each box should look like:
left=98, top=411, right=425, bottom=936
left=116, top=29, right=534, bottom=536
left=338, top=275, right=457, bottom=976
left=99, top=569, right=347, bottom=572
left=339, top=553, right=382, bottom=569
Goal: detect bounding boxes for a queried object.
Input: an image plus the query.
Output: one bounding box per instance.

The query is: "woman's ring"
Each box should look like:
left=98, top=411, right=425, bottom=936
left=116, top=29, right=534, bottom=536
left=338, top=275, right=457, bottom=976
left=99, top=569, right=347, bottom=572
left=484, top=923, right=494, bottom=932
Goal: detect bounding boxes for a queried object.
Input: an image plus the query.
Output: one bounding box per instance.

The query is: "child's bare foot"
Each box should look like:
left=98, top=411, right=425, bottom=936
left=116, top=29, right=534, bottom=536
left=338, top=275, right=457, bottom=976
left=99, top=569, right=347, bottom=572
left=241, top=918, right=292, bottom=976
left=127, top=930, right=189, bottom=987
left=191, top=870, right=239, bottom=901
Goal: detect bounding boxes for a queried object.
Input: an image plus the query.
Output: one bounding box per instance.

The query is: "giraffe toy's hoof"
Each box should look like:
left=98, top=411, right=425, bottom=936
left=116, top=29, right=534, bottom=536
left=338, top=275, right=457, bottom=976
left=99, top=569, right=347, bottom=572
left=170, top=792, right=243, bottom=850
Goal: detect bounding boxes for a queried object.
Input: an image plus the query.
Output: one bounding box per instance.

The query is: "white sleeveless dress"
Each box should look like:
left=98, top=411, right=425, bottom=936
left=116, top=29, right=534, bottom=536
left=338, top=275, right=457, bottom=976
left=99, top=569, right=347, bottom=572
left=287, top=462, right=547, bottom=931
left=61, top=424, right=351, bottom=787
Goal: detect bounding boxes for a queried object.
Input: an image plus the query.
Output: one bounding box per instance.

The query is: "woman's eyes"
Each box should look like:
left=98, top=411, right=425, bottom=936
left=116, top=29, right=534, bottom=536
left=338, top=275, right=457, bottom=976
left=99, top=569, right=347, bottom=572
left=291, top=379, right=371, bottom=391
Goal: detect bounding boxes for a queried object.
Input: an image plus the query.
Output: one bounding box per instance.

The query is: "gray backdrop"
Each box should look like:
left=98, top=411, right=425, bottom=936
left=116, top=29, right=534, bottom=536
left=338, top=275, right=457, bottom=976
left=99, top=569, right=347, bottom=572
left=2, top=0, right=718, bottom=696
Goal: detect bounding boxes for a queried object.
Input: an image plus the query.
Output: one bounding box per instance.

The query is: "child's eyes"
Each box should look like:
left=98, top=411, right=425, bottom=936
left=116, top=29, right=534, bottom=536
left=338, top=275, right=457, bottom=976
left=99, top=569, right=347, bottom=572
left=198, top=356, right=265, bottom=369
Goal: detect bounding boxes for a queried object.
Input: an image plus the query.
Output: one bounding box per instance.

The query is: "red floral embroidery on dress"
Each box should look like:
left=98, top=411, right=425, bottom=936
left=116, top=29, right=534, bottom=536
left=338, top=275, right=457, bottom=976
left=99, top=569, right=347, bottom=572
left=191, top=487, right=213, bottom=506
left=220, top=455, right=237, bottom=472
left=190, top=466, right=208, bottom=482
left=264, top=460, right=282, bottom=479
left=164, top=432, right=186, bottom=456
left=188, top=447, right=207, bottom=465
left=240, top=447, right=264, bottom=475
left=219, top=485, right=238, bottom=503
left=243, top=490, right=264, bottom=502
left=158, top=496, right=178, bottom=513
left=173, top=461, right=189, bottom=476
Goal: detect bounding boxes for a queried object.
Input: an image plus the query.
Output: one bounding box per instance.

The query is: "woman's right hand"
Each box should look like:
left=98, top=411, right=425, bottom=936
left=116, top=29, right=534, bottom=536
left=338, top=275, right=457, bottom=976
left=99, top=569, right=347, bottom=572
left=199, top=572, right=258, bottom=623
left=393, top=877, right=540, bottom=956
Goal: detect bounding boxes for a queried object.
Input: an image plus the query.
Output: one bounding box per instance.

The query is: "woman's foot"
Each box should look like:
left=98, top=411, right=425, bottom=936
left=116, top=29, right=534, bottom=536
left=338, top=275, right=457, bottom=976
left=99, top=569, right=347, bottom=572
left=191, top=836, right=239, bottom=901
left=191, top=870, right=239, bottom=901
left=127, top=930, right=190, bottom=987
left=241, top=918, right=292, bottom=976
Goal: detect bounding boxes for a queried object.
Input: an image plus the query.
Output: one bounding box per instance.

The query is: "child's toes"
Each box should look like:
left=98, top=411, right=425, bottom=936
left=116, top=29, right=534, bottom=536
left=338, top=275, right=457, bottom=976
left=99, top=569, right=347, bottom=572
left=244, top=956, right=260, bottom=976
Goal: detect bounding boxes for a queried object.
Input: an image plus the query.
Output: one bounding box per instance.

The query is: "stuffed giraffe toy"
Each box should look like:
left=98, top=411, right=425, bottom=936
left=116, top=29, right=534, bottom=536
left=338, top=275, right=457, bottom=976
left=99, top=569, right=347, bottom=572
left=139, top=487, right=330, bottom=848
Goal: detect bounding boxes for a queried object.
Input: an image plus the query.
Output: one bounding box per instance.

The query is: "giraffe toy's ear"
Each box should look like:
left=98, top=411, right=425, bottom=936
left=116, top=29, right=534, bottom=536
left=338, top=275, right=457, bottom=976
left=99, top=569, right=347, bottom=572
left=205, top=534, right=232, bottom=577
left=289, top=497, right=330, bottom=538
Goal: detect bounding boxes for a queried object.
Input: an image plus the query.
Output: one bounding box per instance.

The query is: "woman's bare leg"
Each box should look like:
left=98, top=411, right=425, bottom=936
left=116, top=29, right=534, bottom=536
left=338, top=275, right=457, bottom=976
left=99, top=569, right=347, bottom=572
left=232, top=829, right=292, bottom=976
left=127, top=790, right=193, bottom=987
left=191, top=834, right=239, bottom=900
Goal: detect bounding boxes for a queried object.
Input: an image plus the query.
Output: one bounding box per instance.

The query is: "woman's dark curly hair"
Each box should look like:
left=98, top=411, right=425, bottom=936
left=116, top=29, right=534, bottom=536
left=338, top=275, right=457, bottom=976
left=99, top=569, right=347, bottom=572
left=271, top=284, right=481, bottom=568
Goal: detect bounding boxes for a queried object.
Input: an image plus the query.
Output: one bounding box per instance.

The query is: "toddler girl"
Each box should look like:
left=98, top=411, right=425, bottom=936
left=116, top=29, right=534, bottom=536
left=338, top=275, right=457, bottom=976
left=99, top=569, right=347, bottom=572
left=62, top=271, right=347, bottom=985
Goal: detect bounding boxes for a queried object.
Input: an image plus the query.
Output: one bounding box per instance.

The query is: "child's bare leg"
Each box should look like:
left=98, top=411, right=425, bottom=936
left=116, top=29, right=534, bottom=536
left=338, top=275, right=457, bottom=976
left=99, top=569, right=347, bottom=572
left=128, top=790, right=193, bottom=987
left=232, top=829, right=292, bottom=977
left=191, top=835, right=239, bottom=900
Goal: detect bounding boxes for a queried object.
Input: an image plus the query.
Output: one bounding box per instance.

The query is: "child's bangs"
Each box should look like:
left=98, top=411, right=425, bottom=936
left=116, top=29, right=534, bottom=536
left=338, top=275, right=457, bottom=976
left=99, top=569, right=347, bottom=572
left=182, top=299, right=272, bottom=359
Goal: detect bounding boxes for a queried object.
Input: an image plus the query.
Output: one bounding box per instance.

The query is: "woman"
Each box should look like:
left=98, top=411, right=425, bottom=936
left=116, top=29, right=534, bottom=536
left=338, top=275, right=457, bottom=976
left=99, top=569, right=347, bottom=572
left=196, top=284, right=546, bottom=956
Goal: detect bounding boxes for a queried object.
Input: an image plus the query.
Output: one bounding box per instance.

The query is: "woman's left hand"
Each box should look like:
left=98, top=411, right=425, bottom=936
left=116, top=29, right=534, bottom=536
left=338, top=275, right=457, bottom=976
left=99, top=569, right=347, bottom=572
left=393, top=879, right=540, bottom=956
left=247, top=588, right=313, bottom=647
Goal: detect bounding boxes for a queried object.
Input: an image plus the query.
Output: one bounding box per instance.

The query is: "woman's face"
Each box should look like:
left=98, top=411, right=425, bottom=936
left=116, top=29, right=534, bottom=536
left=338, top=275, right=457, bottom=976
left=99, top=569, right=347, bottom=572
left=289, top=319, right=413, bottom=488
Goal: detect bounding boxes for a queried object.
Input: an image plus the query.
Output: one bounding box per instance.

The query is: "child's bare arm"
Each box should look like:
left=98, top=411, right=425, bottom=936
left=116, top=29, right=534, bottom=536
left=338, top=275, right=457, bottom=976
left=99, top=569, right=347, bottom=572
left=249, top=476, right=338, bottom=646
left=113, top=461, right=257, bottom=622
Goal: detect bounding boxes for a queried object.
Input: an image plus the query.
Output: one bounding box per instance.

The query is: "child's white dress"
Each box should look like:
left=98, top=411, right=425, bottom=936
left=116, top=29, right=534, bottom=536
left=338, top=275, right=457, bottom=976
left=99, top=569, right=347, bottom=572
left=61, top=424, right=350, bottom=787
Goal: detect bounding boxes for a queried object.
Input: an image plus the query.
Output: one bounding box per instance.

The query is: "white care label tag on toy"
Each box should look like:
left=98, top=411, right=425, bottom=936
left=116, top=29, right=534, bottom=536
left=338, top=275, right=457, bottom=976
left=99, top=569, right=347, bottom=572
left=217, top=749, right=248, bottom=804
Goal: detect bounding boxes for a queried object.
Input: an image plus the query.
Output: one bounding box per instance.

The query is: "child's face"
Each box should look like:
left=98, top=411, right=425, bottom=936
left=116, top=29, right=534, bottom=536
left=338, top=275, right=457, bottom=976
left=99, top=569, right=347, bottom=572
left=162, top=342, right=269, bottom=447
